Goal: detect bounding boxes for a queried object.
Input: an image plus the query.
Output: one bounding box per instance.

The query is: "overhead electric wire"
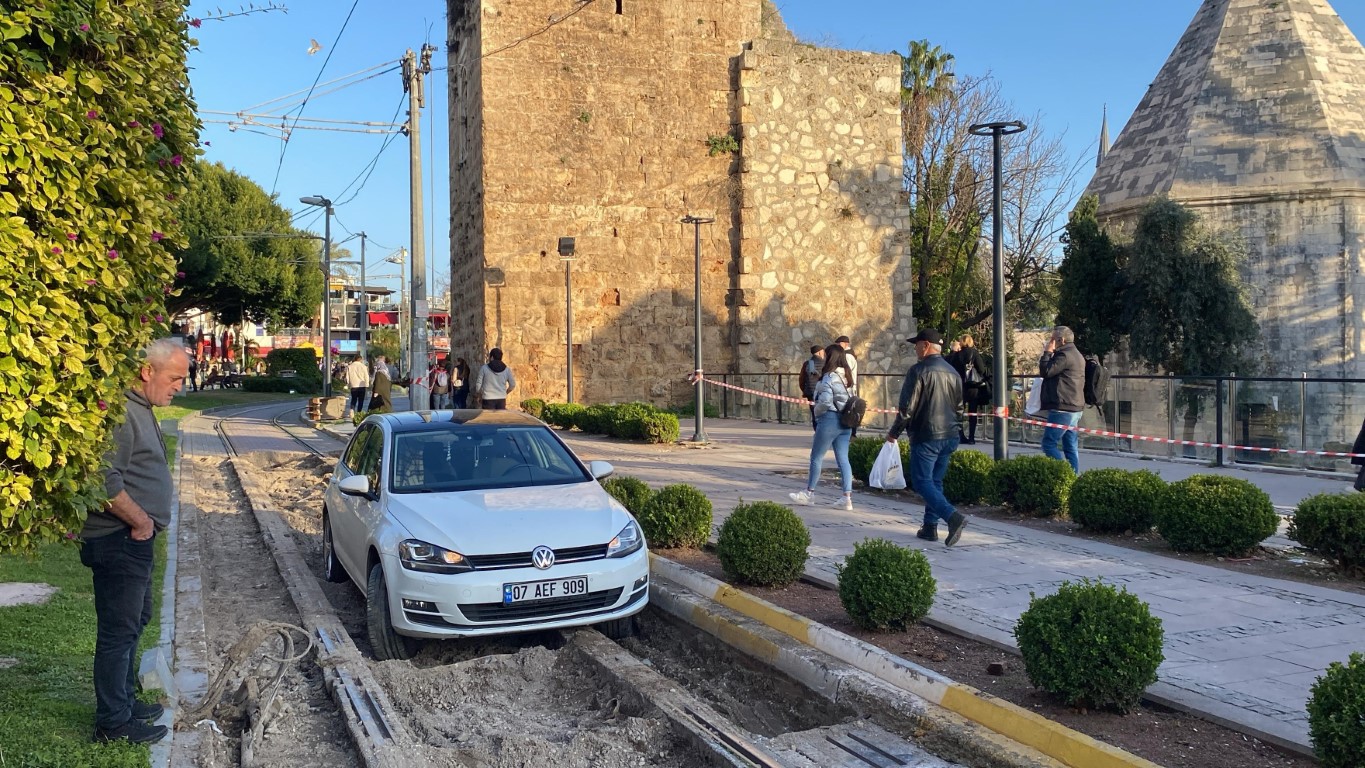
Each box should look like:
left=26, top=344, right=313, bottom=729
left=241, top=59, right=399, bottom=114
left=480, top=0, right=596, bottom=60
left=331, top=93, right=408, bottom=208
left=268, top=0, right=363, bottom=196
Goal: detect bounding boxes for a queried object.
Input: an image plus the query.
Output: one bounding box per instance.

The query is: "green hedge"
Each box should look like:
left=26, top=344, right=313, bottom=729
left=1156, top=475, right=1277, bottom=556
left=1014, top=579, right=1164, bottom=713
left=944, top=450, right=994, bottom=504
left=265, top=348, right=322, bottom=389
left=0, top=2, right=199, bottom=551
left=837, top=538, right=936, bottom=631
left=1308, top=651, right=1365, bottom=767
left=241, top=376, right=318, bottom=394
left=638, top=484, right=712, bottom=548
left=601, top=475, right=653, bottom=516
left=1290, top=493, right=1365, bottom=575
left=716, top=500, right=810, bottom=587
left=541, top=402, right=584, bottom=429
left=1068, top=468, right=1166, bottom=534
left=988, top=455, right=1074, bottom=517
left=520, top=397, right=546, bottom=419
left=536, top=400, right=680, bottom=444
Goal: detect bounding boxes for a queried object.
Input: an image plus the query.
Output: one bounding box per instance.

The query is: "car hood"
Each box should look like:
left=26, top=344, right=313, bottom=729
left=384, top=481, right=635, bottom=555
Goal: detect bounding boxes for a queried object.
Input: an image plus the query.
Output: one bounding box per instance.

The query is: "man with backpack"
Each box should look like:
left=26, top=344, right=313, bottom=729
left=1038, top=325, right=1086, bottom=473
left=800, top=345, right=825, bottom=431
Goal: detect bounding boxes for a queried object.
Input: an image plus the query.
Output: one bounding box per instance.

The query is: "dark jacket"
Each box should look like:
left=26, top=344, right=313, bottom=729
left=1352, top=418, right=1365, bottom=466
left=888, top=354, right=962, bottom=443
left=85, top=390, right=172, bottom=538
left=1039, top=342, right=1085, bottom=412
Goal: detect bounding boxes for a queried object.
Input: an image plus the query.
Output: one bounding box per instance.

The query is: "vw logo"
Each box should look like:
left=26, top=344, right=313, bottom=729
left=531, top=546, right=556, bottom=570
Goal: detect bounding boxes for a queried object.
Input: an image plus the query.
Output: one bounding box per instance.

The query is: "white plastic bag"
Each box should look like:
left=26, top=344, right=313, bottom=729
left=1025, top=377, right=1044, bottom=417
left=869, top=442, right=907, bottom=490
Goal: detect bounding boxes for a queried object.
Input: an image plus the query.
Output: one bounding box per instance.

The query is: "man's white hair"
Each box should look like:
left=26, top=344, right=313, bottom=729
left=145, top=337, right=188, bottom=368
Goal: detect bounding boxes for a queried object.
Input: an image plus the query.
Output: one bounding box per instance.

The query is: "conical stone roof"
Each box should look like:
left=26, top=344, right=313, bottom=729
left=1086, top=0, right=1365, bottom=214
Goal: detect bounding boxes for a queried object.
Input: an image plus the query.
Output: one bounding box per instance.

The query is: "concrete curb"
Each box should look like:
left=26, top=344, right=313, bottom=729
left=651, top=554, right=1162, bottom=768
left=142, top=419, right=183, bottom=767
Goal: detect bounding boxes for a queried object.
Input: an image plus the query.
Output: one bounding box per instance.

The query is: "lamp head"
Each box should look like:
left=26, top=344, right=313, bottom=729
left=557, top=237, right=575, bottom=257
left=299, top=195, right=331, bottom=207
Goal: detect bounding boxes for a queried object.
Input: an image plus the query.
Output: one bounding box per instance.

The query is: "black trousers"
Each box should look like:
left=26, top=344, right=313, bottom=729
left=348, top=387, right=368, bottom=414
left=80, top=530, right=155, bottom=729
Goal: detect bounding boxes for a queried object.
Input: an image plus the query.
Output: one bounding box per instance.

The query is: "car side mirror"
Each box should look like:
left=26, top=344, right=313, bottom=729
left=338, top=474, right=373, bottom=497
left=588, top=460, right=614, bottom=480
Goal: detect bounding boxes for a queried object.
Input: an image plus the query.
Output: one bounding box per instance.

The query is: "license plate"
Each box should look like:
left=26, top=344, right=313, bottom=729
left=503, top=576, right=589, bottom=605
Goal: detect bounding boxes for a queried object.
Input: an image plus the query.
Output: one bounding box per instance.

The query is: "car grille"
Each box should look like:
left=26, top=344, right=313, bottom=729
left=464, top=543, right=609, bottom=570
left=458, top=586, right=625, bottom=623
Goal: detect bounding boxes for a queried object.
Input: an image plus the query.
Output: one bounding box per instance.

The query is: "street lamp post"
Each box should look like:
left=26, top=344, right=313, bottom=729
left=558, top=237, right=576, bottom=403
left=681, top=215, right=714, bottom=443
left=299, top=195, right=334, bottom=397
left=967, top=120, right=1027, bottom=462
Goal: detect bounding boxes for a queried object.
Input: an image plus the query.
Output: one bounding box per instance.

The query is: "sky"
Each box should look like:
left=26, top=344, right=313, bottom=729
left=185, top=0, right=1365, bottom=299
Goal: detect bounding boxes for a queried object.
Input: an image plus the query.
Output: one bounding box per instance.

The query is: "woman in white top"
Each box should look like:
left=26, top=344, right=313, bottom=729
left=790, top=344, right=855, bottom=511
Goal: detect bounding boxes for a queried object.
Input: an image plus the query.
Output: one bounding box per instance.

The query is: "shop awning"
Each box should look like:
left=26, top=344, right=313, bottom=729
left=367, top=311, right=399, bottom=325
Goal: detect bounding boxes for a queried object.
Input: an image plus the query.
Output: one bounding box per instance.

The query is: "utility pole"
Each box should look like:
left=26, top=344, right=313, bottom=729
left=358, top=231, right=368, bottom=364
left=403, top=45, right=435, bottom=410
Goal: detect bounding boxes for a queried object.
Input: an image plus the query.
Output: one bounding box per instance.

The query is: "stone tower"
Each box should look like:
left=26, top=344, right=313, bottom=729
left=1086, top=0, right=1365, bottom=381
left=446, top=1, right=910, bottom=410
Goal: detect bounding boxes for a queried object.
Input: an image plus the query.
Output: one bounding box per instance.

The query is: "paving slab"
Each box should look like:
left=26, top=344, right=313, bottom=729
left=556, top=417, right=1365, bottom=756
left=0, top=582, right=57, bottom=607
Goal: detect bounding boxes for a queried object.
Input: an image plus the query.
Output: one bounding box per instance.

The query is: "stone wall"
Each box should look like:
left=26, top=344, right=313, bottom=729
left=446, top=0, right=909, bottom=409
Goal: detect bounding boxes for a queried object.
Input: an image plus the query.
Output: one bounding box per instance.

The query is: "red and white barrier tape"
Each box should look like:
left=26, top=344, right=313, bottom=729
left=693, top=375, right=1365, bottom=459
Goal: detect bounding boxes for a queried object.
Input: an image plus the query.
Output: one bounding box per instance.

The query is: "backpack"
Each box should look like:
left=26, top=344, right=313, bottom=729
left=435, top=369, right=450, bottom=388
left=1083, top=354, right=1110, bottom=406
left=800, top=358, right=821, bottom=399
left=839, top=394, right=867, bottom=429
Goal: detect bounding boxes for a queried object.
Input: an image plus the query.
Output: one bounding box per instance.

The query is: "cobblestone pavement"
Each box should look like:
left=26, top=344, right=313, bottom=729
left=547, top=418, right=1365, bottom=754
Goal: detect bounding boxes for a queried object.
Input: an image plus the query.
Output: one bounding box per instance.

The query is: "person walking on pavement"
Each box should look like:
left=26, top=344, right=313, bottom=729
left=368, top=355, right=393, bottom=412
left=80, top=338, right=189, bottom=744
left=344, top=356, right=370, bottom=418
left=1038, top=325, right=1086, bottom=473
left=452, top=357, right=472, bottom=409
left=949, top=334, right=990, bottom=444
left=799, top=344, right=825, bottom=431
left=790, top=344, right=856, bottom=511
left=835, top=335, right=860, bottom=437
left=887, top=328, right=968, bottom=546
left=473, top=348, right=516, bottom=410
left=430, top=360, right=452, bottom=409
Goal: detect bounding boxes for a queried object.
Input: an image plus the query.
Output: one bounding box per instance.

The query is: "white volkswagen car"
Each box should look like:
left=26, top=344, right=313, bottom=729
left=322, top=410, right=649, bottom=660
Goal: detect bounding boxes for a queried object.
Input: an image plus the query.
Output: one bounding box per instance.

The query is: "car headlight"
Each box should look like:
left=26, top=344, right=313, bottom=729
left=606, top=520, right=644, bottom=558
left=398, top=539, right=472, bottom=574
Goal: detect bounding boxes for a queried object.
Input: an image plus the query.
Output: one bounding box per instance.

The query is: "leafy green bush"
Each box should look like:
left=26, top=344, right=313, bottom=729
left=987, top=455, right=1074, bottom=517
left=1308, top=651, right=1365, bottom=768
left=837, top=538, right=936, bottom=630
left=576, top=404, right=613, bottom=434
left=716, top=501, right=810, bottom=587
left=1156, top=475, right=1277, bottom=556
left=1069, top=468, right=1166, bottom=534
left=520, top=398, right=546, bottom=420
left=638, top=484, right=713, bottom=549
left=266, top=349, right=322, bottom=390
left=0, top=2, right=198, bottom=551
left=541, top=402, right=584, bottom=429
left=601, top=475, right=653, bottom=515
left=640, top=411, right=680, bottom=444
left=1013, top=579, right=1164, bottom=713
left=944, top=450, right=994, bottom=504
left=607, top=402, right=655, bottom=439
left=242, top=376, right=317, bottom=394
left=1290, top=493, right=1365, bottom=575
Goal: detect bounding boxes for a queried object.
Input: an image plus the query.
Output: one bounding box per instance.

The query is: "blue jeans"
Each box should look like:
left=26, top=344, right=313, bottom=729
left=911, top=436, right=959, bottom=527
left=1042, top=409, right=1082, bottom=473
left=431, top=392, right=450, bottom=409
left=806, top=411, right=853, bottom=494
left=80, top=530, right=156, bottom=729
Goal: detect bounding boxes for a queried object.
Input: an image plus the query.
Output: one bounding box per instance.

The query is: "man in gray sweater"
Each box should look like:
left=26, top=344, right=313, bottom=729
left=80, top=338, right=188, bottom=744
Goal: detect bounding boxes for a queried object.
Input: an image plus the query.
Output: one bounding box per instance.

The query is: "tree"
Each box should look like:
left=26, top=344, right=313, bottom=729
left=1056, top=195, right=1125, bottom=358
left=170, top=162, right=323, bottom=328
left=368, top=327, right=401, bottom=367
left=1124, top=199, right=1258, bottom=378
left=0, top=2, right=199, bottom=551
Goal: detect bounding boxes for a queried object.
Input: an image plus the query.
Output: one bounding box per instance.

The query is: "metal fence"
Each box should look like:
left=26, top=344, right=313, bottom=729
left=707, top=372, right=1365, bottom=472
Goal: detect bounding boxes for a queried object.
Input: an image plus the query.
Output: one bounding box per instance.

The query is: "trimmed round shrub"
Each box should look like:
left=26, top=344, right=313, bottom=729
left=1069, top=468, right=1166, bottom=534
left=1013, top=579, right=1164, bottom=713
left=837, top=538, right=936, bottom=631
left=848, top=437, right=883, bottom=484
left=576, top=404, right=613, bottom=434
left=607, top=402, right=654, bottom=439
left=640, top=411, right=680, bottom=444
left=601, top=476, right=653, bottom=516
left=1290, top=493, right=1365, bottom=575
left=541, top=402, right=584, bottom=429
left=1156, top=475, right=1277, bottom=556
left=1307, top=651, right=1365, bottom=768
left=987, top=455, right=1074, bottom=517
left=944, top=450, right=994, bottom=504
left=716, top=501, right=811, bottom=587
left=520, top=398, right=547, bottom=420
left=638, top=484, right=713, bottom=549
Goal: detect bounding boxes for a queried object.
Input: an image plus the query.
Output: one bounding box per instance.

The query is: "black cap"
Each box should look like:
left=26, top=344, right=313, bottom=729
left=907, top=328, right=944, bottom=345
left=835, top=335, right=851, bottom=344
left=810, top=345, right=823, bottom=355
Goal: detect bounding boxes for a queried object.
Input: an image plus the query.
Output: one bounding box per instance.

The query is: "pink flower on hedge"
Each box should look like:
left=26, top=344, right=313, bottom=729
left=152, top=123, right=164, bottom=139
left=170, top=155, right=182, bottom=167
left=67, top=232, right=78, bottom=241
left=165, top=194, right=176, bottom=201
left=190, top=18, right=202, bottom=28
left=156, top=314, right=165, bottom=322
left=151, top=231, right=164, bottom=242
left=163, top=285, right=172, bottom=294
left=140, top=315, right=148, bottom=324
left=176, top=271, right=186, bottom=278
left=84, top=279, right=97, bottom=286
left=128, top=120, right=140, bottom=128
left=86, top=110, right=98, bottom=119
left=157, top=159, right=166, bottom=168
left=203, top=141, right=211, bottom=147
left=144, top=297, right=153, bottom=304
left=98, top=400, right=108, bottom=411
left=51, top=246, right=62, bottom=254
left=107, top=249, right=119, bottom=260
left=79, top=23, right=90, bottom=32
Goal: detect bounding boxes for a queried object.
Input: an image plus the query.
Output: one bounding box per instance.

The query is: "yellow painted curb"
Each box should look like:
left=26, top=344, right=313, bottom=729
left=651, top=554, right=1162, bottom=768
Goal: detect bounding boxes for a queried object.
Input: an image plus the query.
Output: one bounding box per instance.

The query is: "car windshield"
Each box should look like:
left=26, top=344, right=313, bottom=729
left=389, top=424, right=591, bottom=493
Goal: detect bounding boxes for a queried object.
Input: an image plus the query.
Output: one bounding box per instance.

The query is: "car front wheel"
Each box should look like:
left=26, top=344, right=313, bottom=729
left=365, top=562, right=418, bottom=661
left=321, top=513, right=348, bottom=583
left=595, top=614, right=639, bottom=640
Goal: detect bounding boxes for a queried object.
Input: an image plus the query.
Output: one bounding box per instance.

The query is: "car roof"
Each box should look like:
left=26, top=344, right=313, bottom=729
left=372, top=409, right=545, bottom=434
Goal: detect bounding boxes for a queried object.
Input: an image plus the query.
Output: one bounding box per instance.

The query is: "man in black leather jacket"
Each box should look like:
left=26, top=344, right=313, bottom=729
left=1038, top=325, right=1086, bottom=473
left=887, top=328, right=969, bottom=545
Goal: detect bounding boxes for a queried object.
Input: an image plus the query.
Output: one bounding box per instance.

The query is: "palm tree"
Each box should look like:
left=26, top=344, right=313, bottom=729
left=900, top=40, right=956, bottom=159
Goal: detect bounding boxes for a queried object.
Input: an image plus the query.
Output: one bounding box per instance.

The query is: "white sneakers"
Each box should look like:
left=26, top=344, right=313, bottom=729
left=789, top=490, right=815, bottom=505
left=837, top=495, right=853, bottom=511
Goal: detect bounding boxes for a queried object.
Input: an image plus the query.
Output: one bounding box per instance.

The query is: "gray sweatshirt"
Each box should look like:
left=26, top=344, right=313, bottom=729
left=83, top=390, right=172, bottom=538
